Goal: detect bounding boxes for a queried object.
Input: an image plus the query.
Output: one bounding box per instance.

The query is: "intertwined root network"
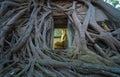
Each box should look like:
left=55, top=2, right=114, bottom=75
left=0, top=0, right=120, bottom=77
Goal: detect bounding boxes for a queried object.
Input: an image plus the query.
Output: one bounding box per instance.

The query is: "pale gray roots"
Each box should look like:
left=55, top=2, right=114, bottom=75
left=0, top=0, right=120, bottom=77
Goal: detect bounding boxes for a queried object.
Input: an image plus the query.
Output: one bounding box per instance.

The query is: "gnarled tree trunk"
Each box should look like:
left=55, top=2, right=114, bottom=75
left=0, top=0, right=120, bottom=77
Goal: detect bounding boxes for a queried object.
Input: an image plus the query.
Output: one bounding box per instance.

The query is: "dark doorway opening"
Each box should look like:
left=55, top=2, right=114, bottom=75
left=53, top=16, right=68, bottom=49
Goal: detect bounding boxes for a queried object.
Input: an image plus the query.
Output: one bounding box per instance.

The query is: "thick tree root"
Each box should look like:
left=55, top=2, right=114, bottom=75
left=0, top=0, right=120, bottom=77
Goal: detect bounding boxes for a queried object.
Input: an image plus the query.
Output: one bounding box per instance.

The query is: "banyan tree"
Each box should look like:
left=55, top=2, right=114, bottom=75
left=0, top=0, right=120, bottom=77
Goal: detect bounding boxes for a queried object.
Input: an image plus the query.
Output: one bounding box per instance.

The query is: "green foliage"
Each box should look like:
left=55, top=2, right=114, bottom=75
left=118, top=6, right=120, bottom=9
left=54, top=29, right=62, bottom=37
left=108, top=0, right=119, bottom=6
left=105, top=0, right=120, bottom=10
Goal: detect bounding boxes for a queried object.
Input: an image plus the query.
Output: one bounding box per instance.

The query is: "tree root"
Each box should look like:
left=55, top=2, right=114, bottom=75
left=0, top=0, right=120, bottom=77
